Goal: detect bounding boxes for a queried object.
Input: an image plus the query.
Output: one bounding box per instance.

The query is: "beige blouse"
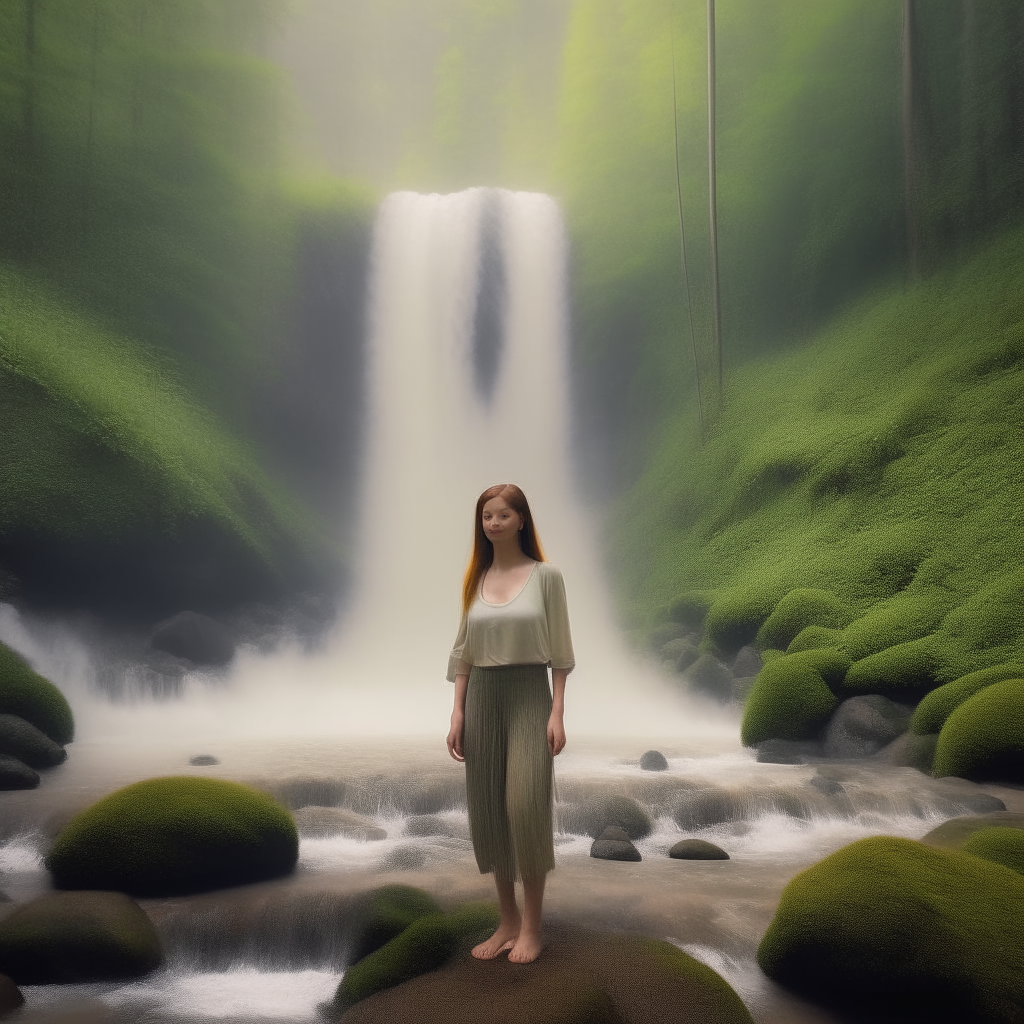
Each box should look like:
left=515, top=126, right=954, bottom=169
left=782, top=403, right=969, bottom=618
left=446, top=561, right=575, bottom=682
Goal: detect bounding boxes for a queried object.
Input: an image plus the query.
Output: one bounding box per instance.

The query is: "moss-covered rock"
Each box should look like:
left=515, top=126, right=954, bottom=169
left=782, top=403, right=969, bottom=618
left=349, top=885, right=442, bottom=965
left=0, top=714, right=66, bottom=769
left=837, top=591, right=952, bottom=662
left=842, top=636, right=940, bottom=699
left=703, top=586, right=784, bottom=654
left=932, top=679, right=1024, bottom=781
left=0, top=891, right=163, bottom=984
left=962, top=827, right=1024, bottom=875
left=911, top=663, right=1024, bottom=735
left=0, top=643, right=73, bottom=745
left=875, top=731, right=938, bottom=773
left=756, top=589, right=855, bottom=652
left=786, top=625, right=842, bottom=654
left=666, top=591, right=711, bottom=631
left=921, top=811, right=1024, bottom=849
left=741, top=649, right=850, bottom=746
left=46, top=776, right=298, bottom=896
left=757, top=836, right=1024, bottom=1023
left=334, top=903, right=500, bottom=1012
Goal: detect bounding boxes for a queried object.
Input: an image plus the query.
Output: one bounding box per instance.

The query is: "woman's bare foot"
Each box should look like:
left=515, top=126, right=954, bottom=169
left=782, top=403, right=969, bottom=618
left=471, top=922, right=520, bottom=960
left=508, top=928, right=543, bottom=964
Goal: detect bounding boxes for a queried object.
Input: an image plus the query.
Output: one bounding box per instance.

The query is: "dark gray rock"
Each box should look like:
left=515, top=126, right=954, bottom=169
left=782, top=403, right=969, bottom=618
left=674, top=788, right=738, bottom=830
left=0, top=714, right=66, bottom=769
left=0, top=755, right=38, bottom=791
left=731, top=645, right=762, bottom=679
left=0, top=974, right=23, bottom=1017
left=405, top=814, right=470, bottom=841
left=379, top=845, right=427, bottom=871
left=686, top=654, right=734, bottom=702
left=809, top=774, right=845, bottom=797
left=670, top=639, right=701, bottom=673
left=732, top=676, right=757, bottom=703
left=149, top=611, right=235, bottom=667
left=822, top=695, right=913, bottom=759
left=669, top=839, right=729, bottom=860
left=587, top=795, right=653, bottom=840
left=590, top=827, right=641, bottom=862
left=756, top=739, right=823, bottom=764
left=639, top=750, right=669, bottom=771
left=874, top=732, right=938, bottom=773
left=188, top=754, right=220, bottom=766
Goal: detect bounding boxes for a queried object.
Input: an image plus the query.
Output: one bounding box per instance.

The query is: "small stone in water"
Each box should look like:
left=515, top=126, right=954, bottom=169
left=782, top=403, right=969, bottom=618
left=639, top=750, right=669, bottom=771
left=189, top=755, right=219, bottom=766
left=669, top=839, right=729, bottom=860
left=591, top=827, right=642, bottom=862
left=809, top=774, right=845, bottom=797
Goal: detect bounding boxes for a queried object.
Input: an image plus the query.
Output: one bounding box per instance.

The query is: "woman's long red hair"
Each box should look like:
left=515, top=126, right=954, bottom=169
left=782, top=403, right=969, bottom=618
left=461, top=483, right=546, bottom=613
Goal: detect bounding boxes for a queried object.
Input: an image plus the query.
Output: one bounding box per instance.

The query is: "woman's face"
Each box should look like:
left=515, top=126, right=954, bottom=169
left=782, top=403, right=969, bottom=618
left=481, top=496, right=523, bottom=545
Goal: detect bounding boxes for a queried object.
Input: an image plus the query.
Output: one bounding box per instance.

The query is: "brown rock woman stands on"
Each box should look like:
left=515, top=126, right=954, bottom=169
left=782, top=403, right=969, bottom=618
left=445, top=483, right=574, bottom=964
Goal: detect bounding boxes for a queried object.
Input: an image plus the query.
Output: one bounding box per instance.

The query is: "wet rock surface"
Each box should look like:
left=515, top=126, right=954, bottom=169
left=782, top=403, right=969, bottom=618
left=0, top=755, right=38, bottom=791
left=639, top=750, right=668, bottom=771
left=822, top=695, right=912, bottom=759
left=731, top=645, right=762, bottom=678
left=755, top=738, right=822, bottom=764
left=0, top=974, right=23, bottom=1017
left=591, top=826, right=642, bottom=862
left=148, top=611, right=236, bottom=667
left=0, top=715, right=66, bottom=770
left=669, top=839, right=729, bottom=860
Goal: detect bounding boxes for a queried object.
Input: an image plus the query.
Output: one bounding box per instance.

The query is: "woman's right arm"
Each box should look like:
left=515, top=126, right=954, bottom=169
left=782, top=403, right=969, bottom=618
left=446, top=671, right=469, bottom=761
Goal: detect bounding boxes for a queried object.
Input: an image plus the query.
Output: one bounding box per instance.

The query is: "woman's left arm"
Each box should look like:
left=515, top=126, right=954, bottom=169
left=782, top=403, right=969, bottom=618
left=548, top=669, right=567, bottom=756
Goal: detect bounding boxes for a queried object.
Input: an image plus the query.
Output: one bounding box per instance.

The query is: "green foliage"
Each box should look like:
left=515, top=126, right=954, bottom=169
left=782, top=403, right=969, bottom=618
left=932, top=680, right=1024, bottom=782
left=704, top=585, right=786, bottom=654
left=962, top=828, right=1024, bottom=876
left=0, top=891, right=163, bottom=985
left=0, top=642, right=73, bottom=744
left=756, top=588, right=855, bottom=651
left=842, top=637, right=939, bottom=699
left=334, top=903, right=501, bottom=1012
left=741, top=650, right=849, bottom=746
left=757, top=836, right=1024, bottom=1023
left=614, top=227, right=1024, bottom=692
left=786, top=626, right=842, bottom=654
left=46, top=776, right=298, bottom=896
left=349, top=885, right=442, bottom=966
left=911, top=664, right=1024, bottom=736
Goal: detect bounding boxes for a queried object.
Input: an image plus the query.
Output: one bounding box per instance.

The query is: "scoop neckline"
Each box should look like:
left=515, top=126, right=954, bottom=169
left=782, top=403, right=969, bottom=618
left=478, top=560, right=539, bottom=607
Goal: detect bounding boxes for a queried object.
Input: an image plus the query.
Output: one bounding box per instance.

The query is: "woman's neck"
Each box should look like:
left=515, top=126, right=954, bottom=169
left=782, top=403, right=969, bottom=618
left=490, top=537, right=533, bottom=570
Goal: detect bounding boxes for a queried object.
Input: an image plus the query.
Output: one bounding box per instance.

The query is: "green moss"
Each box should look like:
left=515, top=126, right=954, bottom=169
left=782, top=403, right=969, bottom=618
left=741, top=649, right=850, bottom=746
left=0, top=642, right=73, bottom=745
left=335, top=903, right=500, bottom=1012
left=911, top=664, right=1024, bottom=735
left=666, top=591, right=711, bottom=631
left=786, top=625, right=842, bottom=654
left=838, top=591, right=952, bottom=662
left=45, top=776, right=298, bottom=897
left=842, top=636, right=940, bottom=698
left=932, top=679, right=1024, bottom=781
left=756, top=589, right=855, bottom=651
left=349, top=885, right=442, bottom=965
left=922, top=812, right=1024, bottom=849
left=757, top=836, right=1024, bottom=1023
left=760, top=649, right=785, bottom=664
left=0, top=891, right=163, bottom=985
left=962, top=827, right=1024, bottom=875
left=704, top=585, right=786, bottom=655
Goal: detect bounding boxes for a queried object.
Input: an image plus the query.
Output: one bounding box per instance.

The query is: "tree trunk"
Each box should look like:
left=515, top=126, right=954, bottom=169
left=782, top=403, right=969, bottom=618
left=707, top=0, right=723, bottom=402
left=902, top=0, right=920, bottom=280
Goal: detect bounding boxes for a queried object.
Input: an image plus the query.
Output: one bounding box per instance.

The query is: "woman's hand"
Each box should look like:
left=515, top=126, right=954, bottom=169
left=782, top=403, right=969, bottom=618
left=547, top=710, right=566, bottom=757
left=447, top=710, right=465, bottom=762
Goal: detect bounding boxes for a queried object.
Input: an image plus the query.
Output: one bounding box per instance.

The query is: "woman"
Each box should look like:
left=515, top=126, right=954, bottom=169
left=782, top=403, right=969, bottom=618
left=445, top=483, right=574, bottom=965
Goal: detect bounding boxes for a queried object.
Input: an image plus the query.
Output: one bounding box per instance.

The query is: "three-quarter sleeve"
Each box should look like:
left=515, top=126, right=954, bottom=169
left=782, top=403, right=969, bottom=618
left=541, top=565, right=575, bottom=673
left=446, top=609, right=471, bottom=682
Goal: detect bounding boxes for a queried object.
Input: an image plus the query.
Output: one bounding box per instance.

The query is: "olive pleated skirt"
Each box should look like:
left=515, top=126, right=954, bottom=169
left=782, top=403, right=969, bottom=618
left=464, top=663, right=555, bottom=882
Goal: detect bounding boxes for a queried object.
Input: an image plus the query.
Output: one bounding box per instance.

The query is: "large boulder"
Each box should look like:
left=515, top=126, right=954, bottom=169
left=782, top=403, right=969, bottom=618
left=0, top=642, right=74, bottom=744
left=932, top=679, right=1024, bottom=782
left=731, top=645, right=762, bottom=678
left=841, top=637, right=940, bottom=700
left=786, top=625, right=842, bottom=654
left=149, top=611, right=235, bottom=667
left=741, top=649, right=850, bottom=746
left=0, top=891, right=162, bottom=984
left=873, top=731, right=937, bottom=773
left=46, top=776, right=298, bottom=896
left=821, top=695, right=912, bottom=759
left=757, top=836, right=1024, bottom=1023
left=0, top=714, right=66, bottom=768
left=561, top=795, right=653, bottom=841
left=0, top=755, right=38, bottom=791
left=911, top=664, right=1024, bottom=736
left=348, top=885, right=441, bottom=965
left=333, top=923, right=753, bottom=1024
left=0, top=974, right=22, bottom=1017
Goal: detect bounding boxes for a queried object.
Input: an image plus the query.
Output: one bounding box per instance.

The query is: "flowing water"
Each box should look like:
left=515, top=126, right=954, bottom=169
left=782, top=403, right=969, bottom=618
left=1, top=190, right=1019, bottom=1024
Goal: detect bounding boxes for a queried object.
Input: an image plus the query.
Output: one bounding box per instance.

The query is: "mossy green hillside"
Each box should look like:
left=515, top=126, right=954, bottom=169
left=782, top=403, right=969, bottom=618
left=46, top=777, right=298, bottom=897
left=962, top=827, right=1024, bottom=876
left=0, top=642, right=73, bottom=745
left=0, top=266, right=318, bottom=565
left=334, top=902, right=500, bottom=1012
left=613, top=227, right=1024, bottom=690
left=911, top=664, right=1024, bottom=735
left=757, top=836, right=1024, bottom=1023
left=932, top=680, right=1024, bottom=782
